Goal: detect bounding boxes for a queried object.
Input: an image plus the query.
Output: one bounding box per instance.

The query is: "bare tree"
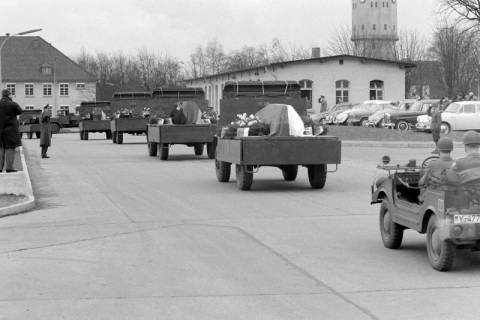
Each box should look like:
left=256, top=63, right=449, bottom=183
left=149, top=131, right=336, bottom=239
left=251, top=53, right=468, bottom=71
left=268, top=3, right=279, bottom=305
left=136, top=49, right=157, bottom=90
left=327, top=26, right=357, bottom=56
left=441, top=0, right=480, bottom=26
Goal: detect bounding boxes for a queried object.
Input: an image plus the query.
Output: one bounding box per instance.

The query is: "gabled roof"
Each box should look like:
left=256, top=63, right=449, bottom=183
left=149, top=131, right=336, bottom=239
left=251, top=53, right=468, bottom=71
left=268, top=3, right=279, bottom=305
left=186, top=55, right=416, bottom=81
left=0, top=36, right=95, bottom=82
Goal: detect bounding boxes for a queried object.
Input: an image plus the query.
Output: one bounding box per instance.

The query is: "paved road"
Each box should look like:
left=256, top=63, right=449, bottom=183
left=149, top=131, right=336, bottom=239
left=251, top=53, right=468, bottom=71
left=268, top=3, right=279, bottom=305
left=1, top=133, right=480, bottom=319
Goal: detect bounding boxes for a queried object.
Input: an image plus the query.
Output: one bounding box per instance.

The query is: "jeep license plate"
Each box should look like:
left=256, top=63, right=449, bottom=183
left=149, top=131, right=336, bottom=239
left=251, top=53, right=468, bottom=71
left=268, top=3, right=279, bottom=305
left=454, top=215, right=480, bottom=224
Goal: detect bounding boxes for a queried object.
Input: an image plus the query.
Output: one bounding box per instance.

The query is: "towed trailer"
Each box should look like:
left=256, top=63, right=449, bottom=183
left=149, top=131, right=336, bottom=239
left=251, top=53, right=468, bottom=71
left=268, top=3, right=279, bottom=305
left=214, top=81, right=342, bottom=190
left=78, top=101, right=113, bottom=140
left=19, top=110, right=60, bottom=139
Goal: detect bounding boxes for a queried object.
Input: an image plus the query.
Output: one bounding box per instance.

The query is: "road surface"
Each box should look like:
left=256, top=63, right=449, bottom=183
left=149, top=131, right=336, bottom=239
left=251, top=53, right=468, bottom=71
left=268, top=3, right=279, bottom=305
left=1, top=132, right=479, bottom=320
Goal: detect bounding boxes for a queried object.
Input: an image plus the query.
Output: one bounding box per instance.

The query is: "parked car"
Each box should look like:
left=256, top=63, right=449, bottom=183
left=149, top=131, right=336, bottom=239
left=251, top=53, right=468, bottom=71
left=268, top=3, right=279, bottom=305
left=335, top=100, right=393, bottom=126
left=440, top=101, right=480, bottom=134
left=383, top=99, right=440, bottom=131
left=366, top=100, right=416, bottom=127
left=320, top=103, right=354, bottom=124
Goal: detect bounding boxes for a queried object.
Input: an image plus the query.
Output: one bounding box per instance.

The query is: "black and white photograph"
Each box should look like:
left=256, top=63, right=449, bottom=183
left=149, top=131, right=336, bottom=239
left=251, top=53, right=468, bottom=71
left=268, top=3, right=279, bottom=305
left=1, top=0, right=480, bottom=319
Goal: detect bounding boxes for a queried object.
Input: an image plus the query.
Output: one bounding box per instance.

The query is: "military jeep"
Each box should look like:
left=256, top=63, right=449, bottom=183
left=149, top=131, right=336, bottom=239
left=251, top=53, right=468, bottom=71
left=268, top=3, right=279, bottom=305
left=371, top=156, right=480, bottom=271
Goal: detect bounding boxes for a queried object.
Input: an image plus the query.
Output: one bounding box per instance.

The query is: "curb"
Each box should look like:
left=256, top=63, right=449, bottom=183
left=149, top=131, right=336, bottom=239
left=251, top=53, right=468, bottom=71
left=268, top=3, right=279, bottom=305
left=341, top=140, right=464, bottom=149
left=0, top=146, right=35, bottom=218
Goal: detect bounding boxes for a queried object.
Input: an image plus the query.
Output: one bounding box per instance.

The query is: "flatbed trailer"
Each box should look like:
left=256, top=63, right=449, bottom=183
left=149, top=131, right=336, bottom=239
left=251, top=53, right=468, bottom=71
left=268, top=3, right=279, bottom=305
left=79, top=120, right=112, bottom=140
left=19, top=123, right=60, bottom=139
left=214, top=81, right=342, bottom=190
left=147, top=124, right=217, bottom=160
left=110, top=118, right=148, bottom=144
left=215, top=136, right=341, bottom=190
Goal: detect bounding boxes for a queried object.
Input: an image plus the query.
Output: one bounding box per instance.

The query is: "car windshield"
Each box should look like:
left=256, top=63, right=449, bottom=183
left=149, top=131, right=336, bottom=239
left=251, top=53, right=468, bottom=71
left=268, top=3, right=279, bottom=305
left=445, top=103, right=461, bottom=113
left=408, top=102, right=424, bottom=112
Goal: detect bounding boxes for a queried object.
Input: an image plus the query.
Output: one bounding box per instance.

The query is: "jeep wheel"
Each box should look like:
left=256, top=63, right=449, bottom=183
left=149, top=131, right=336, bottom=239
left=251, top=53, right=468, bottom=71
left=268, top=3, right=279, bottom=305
left=441, top=122, right=451, bottom=135
left=426, top=214, right=456, bottom=271
left=379, top=201, right=403, bottom=249
left=396, top=120, right=409, bottom=132
left=236, top=164, right=253, bottom=190
left=282, top=165, right=298, bottom=181
left=194, top=144, right=204, bottom=156
left=215, top=160, right=231, bottom=182
left=159, top=143, right=169, bottom=160
left=148, top=142, right=158, bottom=157
left=308, top=164, right=327, bottom=189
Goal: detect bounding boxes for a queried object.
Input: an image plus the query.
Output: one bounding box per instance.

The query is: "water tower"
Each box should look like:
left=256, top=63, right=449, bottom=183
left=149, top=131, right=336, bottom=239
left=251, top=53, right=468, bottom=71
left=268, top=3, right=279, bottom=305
left=351, top=0, right=399, bottom=59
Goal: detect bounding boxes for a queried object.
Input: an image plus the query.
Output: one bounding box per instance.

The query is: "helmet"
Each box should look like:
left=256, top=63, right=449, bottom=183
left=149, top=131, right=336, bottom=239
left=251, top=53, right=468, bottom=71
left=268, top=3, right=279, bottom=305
left=437, top=137, right=453, bottom=152
left=462, top=131, right=480, bottom=145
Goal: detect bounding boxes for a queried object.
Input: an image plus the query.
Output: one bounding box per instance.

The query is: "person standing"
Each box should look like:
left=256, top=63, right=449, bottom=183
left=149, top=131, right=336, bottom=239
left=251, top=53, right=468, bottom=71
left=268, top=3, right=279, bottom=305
left=429, top=104, right=442, bottom=154
left=40, top=104, right=52, bottom=158
left=319, top=96, right=327, bottom=113
left=0, top=89, right=22, bottom=172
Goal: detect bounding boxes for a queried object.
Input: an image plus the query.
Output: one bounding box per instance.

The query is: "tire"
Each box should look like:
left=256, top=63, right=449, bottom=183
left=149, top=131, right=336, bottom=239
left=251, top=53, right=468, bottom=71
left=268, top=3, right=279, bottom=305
left=441, top=122, right=451, bottom=135
left=83, top=131, right=89, bottom=140
left=282, top=165, right=298, bottom=181
left=148, top=142, right=158, bottom=157
left=361, top=118, right=369, bottom=127
left=308, top=164, right=327, bottom=189
left=236, top=164, right=253, bottom=190
left=396, top=120, right=409, bottom=132
left=194, top=144, right=204, bottom=156
left=35, top=132, right=40, bottom=139
left=215, top=160, right=231, bottom=182
left=51, top=123, right=60, bottom=134
left=112, top=132, right=117, bottom=143
left=28, top=132, right=33, bottom=139
left=79, top=131, right=84, bottom=140
left=106, top=131, right=112, bottom=140
left=379, top=201, right=404, bottom=249
left=160, top=143, right=169, bottom=160
left=207, top=142, right=215, bottom=159
left=426, top=214, right=456, bottom=271
left=117, top=132, right=123, bottom=144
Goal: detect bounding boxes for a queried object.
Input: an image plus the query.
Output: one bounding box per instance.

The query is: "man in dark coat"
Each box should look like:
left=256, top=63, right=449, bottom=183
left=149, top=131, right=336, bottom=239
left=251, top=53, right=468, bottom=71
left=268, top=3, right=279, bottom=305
left=429, top=104, right=442, bottom=154
left=40, top=104, right=52, bottom=158
left=0, top=89, right=22, bottom=172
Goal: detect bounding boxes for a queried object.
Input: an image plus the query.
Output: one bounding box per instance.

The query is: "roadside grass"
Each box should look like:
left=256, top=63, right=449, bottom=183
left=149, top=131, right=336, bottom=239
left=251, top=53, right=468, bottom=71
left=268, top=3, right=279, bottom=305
left=0, top=194, right=27, bottom=208
left=327, top=125, right=465, bottom=142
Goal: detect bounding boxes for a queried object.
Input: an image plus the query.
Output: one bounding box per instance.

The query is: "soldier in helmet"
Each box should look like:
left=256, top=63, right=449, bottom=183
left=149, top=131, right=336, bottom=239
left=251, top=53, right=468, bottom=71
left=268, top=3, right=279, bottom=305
left=419, top=136, right=455, bottom=189
left=446, top=131, right=480, bottom=185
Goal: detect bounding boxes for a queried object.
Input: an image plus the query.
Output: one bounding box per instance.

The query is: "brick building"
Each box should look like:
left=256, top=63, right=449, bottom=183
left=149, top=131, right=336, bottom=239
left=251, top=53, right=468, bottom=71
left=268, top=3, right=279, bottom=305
left=0, top=36, right=96, bottom=115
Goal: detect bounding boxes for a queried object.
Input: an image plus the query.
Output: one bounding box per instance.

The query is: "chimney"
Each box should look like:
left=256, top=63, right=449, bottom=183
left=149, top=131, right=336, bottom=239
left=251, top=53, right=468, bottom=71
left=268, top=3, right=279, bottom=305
left=311, top=47, right=321, bottom=58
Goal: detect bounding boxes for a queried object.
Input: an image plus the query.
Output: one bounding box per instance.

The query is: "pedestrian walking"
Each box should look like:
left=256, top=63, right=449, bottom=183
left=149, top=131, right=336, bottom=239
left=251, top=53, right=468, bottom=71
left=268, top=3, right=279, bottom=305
left=40, top=104, right=52, bottom=158
left=428, top=104, right=442, bottom=154
left=0, top=89, right=22, bottom=172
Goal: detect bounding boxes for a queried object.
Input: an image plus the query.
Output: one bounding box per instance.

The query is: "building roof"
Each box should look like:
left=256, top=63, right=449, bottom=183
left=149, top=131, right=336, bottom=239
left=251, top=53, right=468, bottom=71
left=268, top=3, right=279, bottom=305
left=186, top=55, right=416, bottom=82
left=0, top=36, right=96, bottom=83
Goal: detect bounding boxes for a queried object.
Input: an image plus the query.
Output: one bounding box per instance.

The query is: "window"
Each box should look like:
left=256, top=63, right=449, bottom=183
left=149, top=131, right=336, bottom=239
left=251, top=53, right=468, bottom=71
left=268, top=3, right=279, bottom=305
left=25, top=84, right=34, bottom=96
left=463, top=105, right=476, bottom=113
left=361, top=24, right=365, bottom=31
left=59, top=105, right=70, bottom=116
left=369, top=80, right=384, bottom=100
left=24, top=105, right=34, bottom=110
left=40, top=64, right=53, bottom=75
left=6, top=84, right=15, bottom=96
left=384, top=24, right=388, bottom=30
left=59, top=83, right=69, bottom=96
left=76, top=83, right=85, bottom=90
left=375, top=1, right=378, bottom=7
left=299, top=79, right=313, bottom=108
left=336, top=80, right=350, bottom=103
left=373, top=24, right=376, bottom=31
left=43, top=84, right=52, bottom=96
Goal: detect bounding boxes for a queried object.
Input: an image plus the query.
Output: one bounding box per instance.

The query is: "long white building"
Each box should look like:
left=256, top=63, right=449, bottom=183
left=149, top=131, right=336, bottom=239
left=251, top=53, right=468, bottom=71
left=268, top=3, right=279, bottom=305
left=184, top=54, right=415, bottom=113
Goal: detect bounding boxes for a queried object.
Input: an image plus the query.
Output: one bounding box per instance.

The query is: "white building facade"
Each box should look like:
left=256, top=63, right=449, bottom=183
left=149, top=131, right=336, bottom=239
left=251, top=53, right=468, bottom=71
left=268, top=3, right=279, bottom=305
left=184, top=55, right=414, bottom=113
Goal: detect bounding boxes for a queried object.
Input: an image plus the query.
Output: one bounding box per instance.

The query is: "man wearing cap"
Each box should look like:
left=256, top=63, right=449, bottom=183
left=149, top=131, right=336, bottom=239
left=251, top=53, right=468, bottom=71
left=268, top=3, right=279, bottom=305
left=40, top=104, right=52, bottom=158
left=419, top=136, right=455, bottom=189
left=446, top=131, right=480, bottom=185
left=0, top=89, right=22, bottom=172
left=428, top=104, right=442, bottom=154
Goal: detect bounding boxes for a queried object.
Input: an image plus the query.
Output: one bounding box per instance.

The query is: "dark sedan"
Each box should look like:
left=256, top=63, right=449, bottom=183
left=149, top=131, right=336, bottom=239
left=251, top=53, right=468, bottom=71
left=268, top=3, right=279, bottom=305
left=382, top=99, right=440, bottom=131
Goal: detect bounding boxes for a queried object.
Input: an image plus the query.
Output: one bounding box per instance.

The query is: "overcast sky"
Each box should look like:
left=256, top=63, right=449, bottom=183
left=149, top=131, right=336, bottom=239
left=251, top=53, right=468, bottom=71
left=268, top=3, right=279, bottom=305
left=2, top=0, right=440, bottom=62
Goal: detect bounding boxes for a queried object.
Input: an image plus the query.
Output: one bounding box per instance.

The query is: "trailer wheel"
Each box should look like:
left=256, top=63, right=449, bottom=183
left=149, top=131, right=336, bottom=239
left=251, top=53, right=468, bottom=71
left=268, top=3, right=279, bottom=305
left=83, top=131, right=89, bottom=140
left=426, top=214, right=456, bottom=271
left=117, top=132, right=123, bottom=144
left=379, top=201, right=404, bottom=249
left=282, top=165, right=298, bottom=181
left=236, top=164, right=253, bottom=190
left=28, top=132, right=33, bottom=139
left=106, top=131, right=112, bottom=140
left=307, top=164, right=327, bottom=189
left=194, top=144, right=204, bottom=156
left=215, top=160, right=231, bottom=182
left=79, top=131, right=84, bottom=140
left=112, top=132, right=117, bottom=143
left=35, top=132, right=41, bottom=139
left=207, top=142, right=215, bottom=159
left=148, top=142, right=158, bottom=157
left=51, top=123, right=60, bottom=134
left=160, top=143, right=169, bottom=160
